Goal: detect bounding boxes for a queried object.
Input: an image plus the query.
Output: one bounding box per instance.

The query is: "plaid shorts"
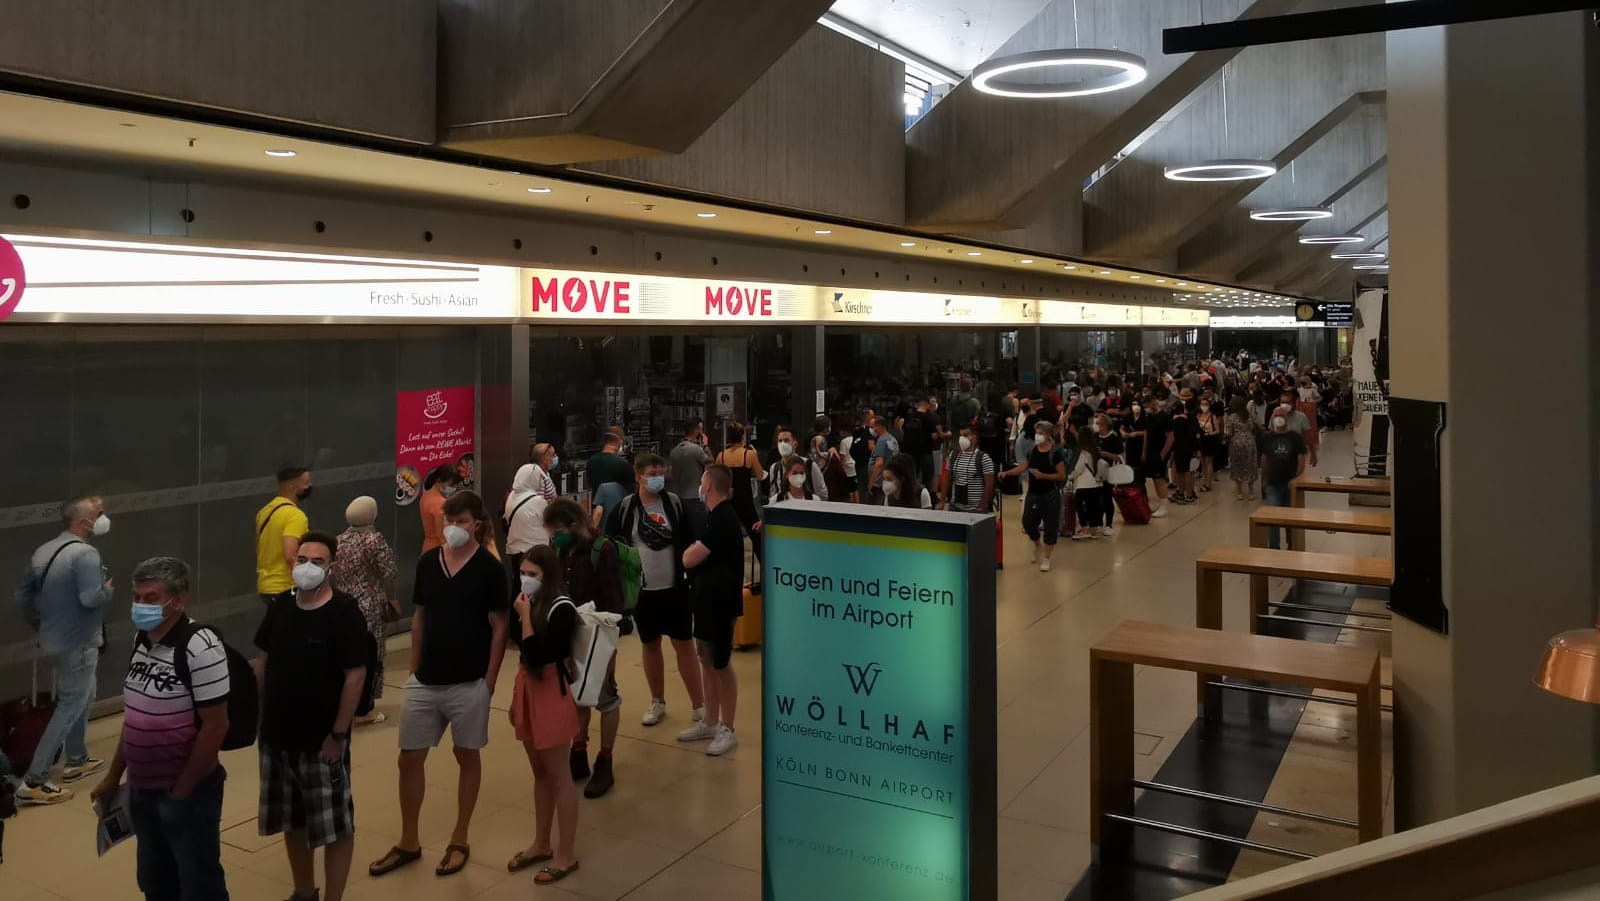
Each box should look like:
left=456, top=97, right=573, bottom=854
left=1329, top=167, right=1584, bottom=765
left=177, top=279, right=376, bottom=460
left=257, top=746, right=354, bottom=848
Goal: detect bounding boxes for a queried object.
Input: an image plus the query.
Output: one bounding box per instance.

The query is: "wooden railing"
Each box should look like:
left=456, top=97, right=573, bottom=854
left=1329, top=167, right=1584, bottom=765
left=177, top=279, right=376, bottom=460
left=1182, top=775, right=1600, bottom=899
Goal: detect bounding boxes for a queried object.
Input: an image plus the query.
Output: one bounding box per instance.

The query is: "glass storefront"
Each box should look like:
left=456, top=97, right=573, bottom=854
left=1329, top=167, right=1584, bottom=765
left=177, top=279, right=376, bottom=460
left=1043, top=329, right=1134, bottom=373
left=528, top=328, right=791, bottom=481
left=0, top=324, right=481, bottom=706
left=823, top=327, right=1018, bottom=417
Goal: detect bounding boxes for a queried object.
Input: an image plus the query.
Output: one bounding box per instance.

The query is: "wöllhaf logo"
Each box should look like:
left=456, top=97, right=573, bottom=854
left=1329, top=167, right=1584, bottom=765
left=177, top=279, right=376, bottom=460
left=0, top=236, right=27, bottom=323
left=842, top=662, right=883, bottom=697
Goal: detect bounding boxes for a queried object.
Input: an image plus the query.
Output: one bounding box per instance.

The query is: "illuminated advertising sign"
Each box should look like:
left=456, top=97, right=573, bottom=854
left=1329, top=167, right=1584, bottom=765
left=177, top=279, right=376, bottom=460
left=1139, top=305, right=1211, bottom=326
left=2, top=235, right=520, bottom=321
left=761, top=502, right=996, bottom=901
left=1211, top=315, right=1318, bottom=329
left=1037, top=301, right=1143, bottom=326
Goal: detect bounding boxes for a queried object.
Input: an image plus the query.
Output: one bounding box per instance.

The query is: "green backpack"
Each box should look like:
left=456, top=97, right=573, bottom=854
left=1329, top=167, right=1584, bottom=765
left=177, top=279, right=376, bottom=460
left=591, top=536, right=642, bottom=612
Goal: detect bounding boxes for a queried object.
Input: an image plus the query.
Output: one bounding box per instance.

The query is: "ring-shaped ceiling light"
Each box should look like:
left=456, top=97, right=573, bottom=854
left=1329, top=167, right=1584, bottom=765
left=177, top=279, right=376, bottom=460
left=1330, top=251, right=1387, bottom=260
left=1164, top=159, right=1278, bottom=182
left=971, top=49, right=1148, bottom=99
left=1250, top=207, right=1333, bottom=222
left=1298, top=234, right=1364, bottom=245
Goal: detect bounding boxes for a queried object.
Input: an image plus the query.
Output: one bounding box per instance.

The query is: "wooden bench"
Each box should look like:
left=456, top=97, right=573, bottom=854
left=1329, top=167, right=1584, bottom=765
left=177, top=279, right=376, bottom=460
left=1250, top=506, right=1393, bottom=552
left=1196, top=546, right=1393, bottom=645
left=1091, top=620, right=1384, bottom=862
left=1291, top=475, right=1391, bottom=508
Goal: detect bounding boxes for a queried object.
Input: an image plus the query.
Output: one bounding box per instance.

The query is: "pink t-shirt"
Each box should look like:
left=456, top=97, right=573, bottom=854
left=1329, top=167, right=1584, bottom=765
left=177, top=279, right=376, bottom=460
left=121, top=625, right=230, bottom=790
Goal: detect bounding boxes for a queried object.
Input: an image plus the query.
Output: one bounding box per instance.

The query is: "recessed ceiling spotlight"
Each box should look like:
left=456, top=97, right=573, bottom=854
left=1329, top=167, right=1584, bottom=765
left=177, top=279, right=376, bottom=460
left=1129, top=275, right=1141, bottom=279
left=967, top=251, right=982, bottom=257
left=527, top=187, right=553, bottom=194
left=264, top=149, right=296, bottom=158
left=900, top=241, right=917, bottom=247
left=1299, top=234, right=1364, bottom=245
left=815, top=229, right=833, bottom=235
left=1250, top=207, right=1333, bottom=222
left=697, top=212, right=718, bottom=219
left=1098, top=270, right=1111, bottom=275
left=971, top=49, right=1148, bottom=99
left=1164, top=160, right=1277, bottom=182
left=1061, top=264, right=1077, bottom=270
left=1155, top=279, right=1166, bottom=284
left=1019, top=258, right=1034, bottom=264
left=1331, top=252, right=1386, bottom=260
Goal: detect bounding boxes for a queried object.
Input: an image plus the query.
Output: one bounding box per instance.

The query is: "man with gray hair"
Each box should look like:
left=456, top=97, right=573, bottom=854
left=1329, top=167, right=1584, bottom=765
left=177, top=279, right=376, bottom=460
left=13, top=495, right=114, bottom=805
left=93, top=556, right=232, bottom=900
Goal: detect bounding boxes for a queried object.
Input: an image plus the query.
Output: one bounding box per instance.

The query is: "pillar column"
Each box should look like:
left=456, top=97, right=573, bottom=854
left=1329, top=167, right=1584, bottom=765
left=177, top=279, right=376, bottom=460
left=477, top=323, right=530, bottom=514
left=1018, top=326, right=1041, bottom=389
left=791, top=325, right=825, bottom=429
left=1387, top=12, right=1599, bottom=828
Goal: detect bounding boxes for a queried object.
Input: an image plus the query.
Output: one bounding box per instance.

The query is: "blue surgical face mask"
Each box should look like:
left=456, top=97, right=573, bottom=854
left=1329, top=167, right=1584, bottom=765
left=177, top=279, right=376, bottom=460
left=131, top=602, right=167, bottom=631
left=645, top=475, right=666, bottom=494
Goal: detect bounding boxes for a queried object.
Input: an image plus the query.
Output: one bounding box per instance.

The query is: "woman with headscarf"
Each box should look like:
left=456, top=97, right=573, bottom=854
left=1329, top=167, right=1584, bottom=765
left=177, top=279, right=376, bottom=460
left=329, top=495, right=398, bottom=725
left=504, top=462, right=553, bottom=580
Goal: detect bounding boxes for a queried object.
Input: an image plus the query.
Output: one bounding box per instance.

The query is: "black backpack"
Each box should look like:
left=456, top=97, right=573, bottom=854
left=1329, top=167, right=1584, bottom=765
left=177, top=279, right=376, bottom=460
left=901, top=411, right=927, bottom=448
left=163, top=620, right=259, bottom=751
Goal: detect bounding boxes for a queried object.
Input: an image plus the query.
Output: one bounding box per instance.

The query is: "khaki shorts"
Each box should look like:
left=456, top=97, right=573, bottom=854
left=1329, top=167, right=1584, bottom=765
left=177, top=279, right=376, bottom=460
left=399, top=677, right=491, bottom=751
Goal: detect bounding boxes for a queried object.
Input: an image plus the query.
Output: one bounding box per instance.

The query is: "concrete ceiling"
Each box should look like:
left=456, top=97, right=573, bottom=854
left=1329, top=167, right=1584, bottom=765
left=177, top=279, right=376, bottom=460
left=827, top=0, right=1053, bottom=74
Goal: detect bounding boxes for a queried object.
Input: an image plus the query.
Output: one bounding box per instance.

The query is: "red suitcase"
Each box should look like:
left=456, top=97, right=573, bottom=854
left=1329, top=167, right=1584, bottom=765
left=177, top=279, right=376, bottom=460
left=1, top=657, right=55, bottom=773
left=1113, top=487, right=1152, bottom=525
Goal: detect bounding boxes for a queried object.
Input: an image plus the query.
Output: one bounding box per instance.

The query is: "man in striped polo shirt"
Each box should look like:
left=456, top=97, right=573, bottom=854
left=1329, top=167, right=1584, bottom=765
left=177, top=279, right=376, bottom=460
left=940, top=421, right=996, bottom=515
left=92, top=557, right=231, bottom=901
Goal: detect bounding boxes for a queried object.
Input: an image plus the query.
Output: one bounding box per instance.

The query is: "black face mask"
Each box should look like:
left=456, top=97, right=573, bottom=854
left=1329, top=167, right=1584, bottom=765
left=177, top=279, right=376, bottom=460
left=297, top=486, right=314, bottom=501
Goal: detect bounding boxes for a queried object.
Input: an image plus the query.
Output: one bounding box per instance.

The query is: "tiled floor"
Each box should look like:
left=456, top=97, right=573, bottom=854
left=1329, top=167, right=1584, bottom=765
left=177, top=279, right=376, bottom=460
left=0, top=432, right=1389, bottom=900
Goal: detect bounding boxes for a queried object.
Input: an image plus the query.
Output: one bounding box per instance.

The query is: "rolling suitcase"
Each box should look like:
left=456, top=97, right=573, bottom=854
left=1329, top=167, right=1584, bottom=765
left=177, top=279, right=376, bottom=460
left=733, top=554, right=763, bottom=650
left=1113, top=486, right=1152, bottom=525
left=0, top=655, right=55, bottom=774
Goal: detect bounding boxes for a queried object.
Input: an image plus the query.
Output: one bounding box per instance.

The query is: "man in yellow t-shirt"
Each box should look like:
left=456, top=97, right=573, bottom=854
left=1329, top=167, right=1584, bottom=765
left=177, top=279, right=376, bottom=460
left=256, top=466, right=312, bottom=605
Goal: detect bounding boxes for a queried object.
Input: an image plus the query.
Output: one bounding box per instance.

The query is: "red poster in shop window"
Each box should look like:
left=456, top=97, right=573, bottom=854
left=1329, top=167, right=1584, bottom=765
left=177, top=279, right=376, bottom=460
left=395, top=386, right=476, bottom=507
left=0, top=236, right=26, bottom=322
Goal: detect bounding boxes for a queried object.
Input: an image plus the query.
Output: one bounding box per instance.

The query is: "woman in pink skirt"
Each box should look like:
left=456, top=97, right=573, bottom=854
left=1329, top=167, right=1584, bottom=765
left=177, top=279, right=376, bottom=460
left=1297, top=375, right=1323, bottom=467
left=507, top=544, right=582, bottom=885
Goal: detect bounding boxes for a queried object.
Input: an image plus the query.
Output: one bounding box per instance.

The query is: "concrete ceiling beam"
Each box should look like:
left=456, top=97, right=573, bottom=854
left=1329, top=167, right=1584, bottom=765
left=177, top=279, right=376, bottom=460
left=1222, top=159, right=1386, bottom=281
left=1239, top=172, right=1387, bottom=288
left=439, top=0, right=834, bottom=164
left=904, top=0, right=1305, bottom=233
left=1082, top=30, right=1383, bottom=261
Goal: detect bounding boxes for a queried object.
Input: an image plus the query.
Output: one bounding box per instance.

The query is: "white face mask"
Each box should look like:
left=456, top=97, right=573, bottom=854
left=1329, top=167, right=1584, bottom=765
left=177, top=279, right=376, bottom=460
left=443, top=524, right=471, bottom=548
left=519, top=575, right=541, bottom=597
left=789, top=473, right=807, bottom=488
left=958, top=436, right=973, bottom=452
left=883, top=478, right=899, bottom=497
left=778, top=441, right=794, bottom=457
left=91, top=514, right=111, bottom=537
left=292, top=562, right=327, bottom=592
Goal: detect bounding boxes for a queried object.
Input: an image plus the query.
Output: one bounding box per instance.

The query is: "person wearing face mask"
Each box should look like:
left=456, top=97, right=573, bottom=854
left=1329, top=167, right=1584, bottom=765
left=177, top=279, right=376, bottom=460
left=1100, top=378, right=1130, bottom=425
left=940, top=423, right=995, bottom=515
left=773, top=456, right=815, bottom=503
left=541, top=499, right=626, bottom=798
left=1258, top=413, right=1309, bottom=548
left=1093, top=414, right=1124, bottom=537
left=586, top=432, right=635, bottom=531
left=503, top=462, right=552, bottom=582
left=1197, top=397, right=1222, bottom=493
left=602, top=455, right=702, bottom=730
left=371, top=491, right=509, bottom=881
left=668, top=420, right=713, bottom=533
left=92, top=556, right=231, bottom=900
left=880, top=454, right=932, bottom=509
left=330, top=496, right=399, bottom=726
left=507, top=546, right=582, bottom=884
left=256, top=465, right=313, bottom=609
left=715, top=422, right=767, bottom=564
left=254, top=531, right=369, bottom=901
left=13, top=495, right=115, bottom=805
left=867, top=415, right=900, bottom=502
left=1001, top=423, right=1066, bottom=570
left=418, top=464, right=460, bottom=555
left=764, top=426, right=802, bottom=500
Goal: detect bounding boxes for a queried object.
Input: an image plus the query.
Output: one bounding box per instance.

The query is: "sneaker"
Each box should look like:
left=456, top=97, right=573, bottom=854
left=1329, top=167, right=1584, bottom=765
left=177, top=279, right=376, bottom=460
left=15, top=780, right=73, bottom=805
left=678, top=721, right=719, bottom=743
left=691, top=706, right=705, bottom=723
left=584, top=755, right=614, bottom=799
left=569, top=747, right=591, bottom=782
left=1151, top=505, right=1169, bottom=519
left=1039, top=558, right=1052, bottom=572
left=706, top=726, right=739, bottom=757
left=61, top=757, right=106, bottom=783
left=641, top=699, right=668, bottom=727
left=1099, top=526, right=1114, bottom=538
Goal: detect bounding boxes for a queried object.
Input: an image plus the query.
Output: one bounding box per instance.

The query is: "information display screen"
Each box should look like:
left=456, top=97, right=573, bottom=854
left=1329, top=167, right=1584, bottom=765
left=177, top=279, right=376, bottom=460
left=761, top=503, right=995, bottom=901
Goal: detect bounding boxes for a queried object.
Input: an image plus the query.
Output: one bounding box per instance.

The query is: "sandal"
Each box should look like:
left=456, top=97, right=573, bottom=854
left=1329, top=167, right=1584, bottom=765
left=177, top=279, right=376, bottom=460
left=437, top=843, right=471, bottom=877
left=368, top=845, right=422, bottom=877
left=534, top=863, right=581, bottom=885
left=508, top=849, right=554, bottom=872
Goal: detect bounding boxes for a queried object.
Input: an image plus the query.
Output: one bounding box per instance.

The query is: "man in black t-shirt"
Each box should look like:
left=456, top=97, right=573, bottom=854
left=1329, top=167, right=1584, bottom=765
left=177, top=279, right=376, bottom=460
left=680, top=464, right=745, bottom=758
left=1258, top=415, right=1308, bottom=549
left=1002, top=423, right=1067, bottom=571
left=256, top=530, right=369, bottom=901
left=370, top=492, right=508, bottom=881
left=898, top=399, right=941, bottom=488
left=1142, top=394, right=1176, bottom=519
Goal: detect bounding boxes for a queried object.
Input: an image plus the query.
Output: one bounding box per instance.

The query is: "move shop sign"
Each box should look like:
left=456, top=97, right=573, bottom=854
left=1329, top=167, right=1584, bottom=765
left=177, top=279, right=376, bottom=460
left=525, top=268, right=797, bottom=321
left=761, top=503, right=997, bottom=901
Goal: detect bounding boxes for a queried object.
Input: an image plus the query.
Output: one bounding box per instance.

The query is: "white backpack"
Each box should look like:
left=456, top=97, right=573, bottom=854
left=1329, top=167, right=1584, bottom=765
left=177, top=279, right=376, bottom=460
left=550, top=598, right=622, bottom=708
